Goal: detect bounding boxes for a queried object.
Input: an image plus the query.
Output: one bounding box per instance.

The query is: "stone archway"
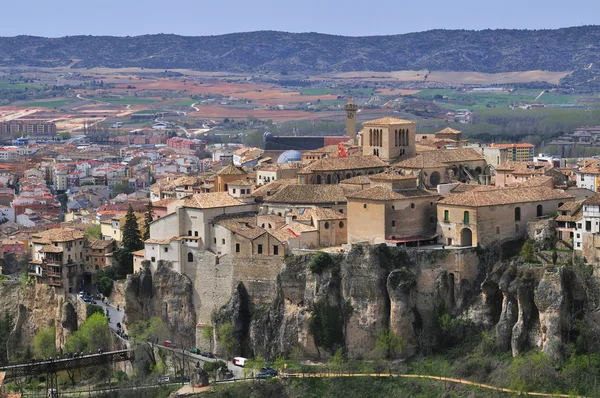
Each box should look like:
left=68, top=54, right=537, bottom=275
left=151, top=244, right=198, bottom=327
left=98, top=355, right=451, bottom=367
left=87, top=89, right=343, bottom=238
left=461, top=228, right=473, bottom=247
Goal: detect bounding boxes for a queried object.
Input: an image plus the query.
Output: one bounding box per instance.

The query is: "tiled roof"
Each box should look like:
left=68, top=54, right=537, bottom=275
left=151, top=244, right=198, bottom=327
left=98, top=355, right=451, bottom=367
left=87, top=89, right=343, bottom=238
left=393, top=148, right=484, bottom=169
left=508, top=175, right=554, bottom=187
left=40, top=244, right=63, bottom=253
left=132, top=249, right=145, bottom=257
left=495, top=161, right=552, bottom=174
left=217, top=164, right=247, bottom=176
left=184, top=192, right=244, bottom=209
left=369, top=173, right=415, bottom=181
left=299, top=155, right=388, bottom=173
left=251, top=179, right=298, bottom=200
left=439, top=186, right=574, bottom=207
left=271, top=226, right=299, bottom=242
left=340, top=175, right=372, bottom=185
left=556, top=200, right=584, bottom=222
left=346, top=186, right=438, bottom=201
left=436, top=127, right=462, bottom=136
left=31, top=228, right=85, bottom=244
left=229, top=180, right=253, bottom=186
left=86, top=239, right=114, bottom=250
left=286, top=221, right=318, bottom=233
left=213, top=213, right=266, bottom=240
left=578, top=162, right=600, bottom=175
left=153, top=197, right=180, bottom=207
left=266, top=185, right=348, bottom=204
left=362, top=117, right=414, bottom=125
left=583, top=192, right=600, bottom=205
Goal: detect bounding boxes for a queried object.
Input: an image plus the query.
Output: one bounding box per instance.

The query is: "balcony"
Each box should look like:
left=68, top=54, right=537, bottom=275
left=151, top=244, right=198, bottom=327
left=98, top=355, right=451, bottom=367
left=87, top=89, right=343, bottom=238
left=48, top=278, right=62, bottom=287
left=47, top=270, right=62, bottom=278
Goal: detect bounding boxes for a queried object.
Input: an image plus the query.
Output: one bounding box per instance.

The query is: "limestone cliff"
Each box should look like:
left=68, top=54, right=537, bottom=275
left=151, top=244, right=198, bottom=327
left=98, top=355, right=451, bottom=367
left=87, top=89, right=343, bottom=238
left=124, top=262, right=196, bottom=346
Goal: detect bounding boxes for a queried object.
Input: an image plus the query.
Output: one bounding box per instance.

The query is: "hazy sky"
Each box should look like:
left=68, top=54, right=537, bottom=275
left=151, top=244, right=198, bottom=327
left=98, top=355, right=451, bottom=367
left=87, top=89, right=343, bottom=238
left=3, top=0, right=598, bottom=37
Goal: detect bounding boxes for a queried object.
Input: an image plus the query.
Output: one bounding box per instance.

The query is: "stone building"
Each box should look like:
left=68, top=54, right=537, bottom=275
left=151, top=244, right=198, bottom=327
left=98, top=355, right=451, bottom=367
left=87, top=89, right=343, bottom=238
left=297, top=155, right=387, bottom=185
left=85, top=239, right=115, bottom=272
left=346, top=175, right=439, bottom=245
left=555, top=200, right=582, bottom=244
left=494, top=161, right=557, bottom=187
left=437, top=186, right=574, bottom=248
left=360, top=117, right=416, bottom=161
left=212, top=213, right=285, bottom=257
left=215, top=164, right=247, bottom=192
left=392, top=148, right=487, bottom=188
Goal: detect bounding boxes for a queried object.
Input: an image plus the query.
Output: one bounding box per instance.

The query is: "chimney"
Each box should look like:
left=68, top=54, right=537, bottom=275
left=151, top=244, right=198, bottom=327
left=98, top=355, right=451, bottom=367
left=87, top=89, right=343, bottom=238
left=285, top=214, right=293, bottom=225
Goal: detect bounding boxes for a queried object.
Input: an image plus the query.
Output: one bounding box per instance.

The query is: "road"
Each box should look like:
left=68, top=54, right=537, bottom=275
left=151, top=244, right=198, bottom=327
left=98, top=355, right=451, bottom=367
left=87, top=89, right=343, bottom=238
left=153, top=344, right=243, bottom=379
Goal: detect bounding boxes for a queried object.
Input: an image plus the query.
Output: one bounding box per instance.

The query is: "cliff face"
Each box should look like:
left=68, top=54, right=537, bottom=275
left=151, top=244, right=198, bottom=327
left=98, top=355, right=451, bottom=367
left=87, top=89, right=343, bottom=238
left=124, top=263, right=196, bottom=346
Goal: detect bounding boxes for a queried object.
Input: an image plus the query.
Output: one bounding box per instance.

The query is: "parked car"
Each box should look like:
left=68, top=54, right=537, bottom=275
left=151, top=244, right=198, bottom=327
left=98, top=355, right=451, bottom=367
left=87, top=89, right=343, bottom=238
left=157, top=376, right=170, bottom=384
left=189, top=347, right=200, bottom=354
left=233, top=357, right=247, bottom=367
left=201, top=351, right=216, bottom=359
left=260, top=367, right=278, bottom=376
left=164, top=340, right=176, bottom=348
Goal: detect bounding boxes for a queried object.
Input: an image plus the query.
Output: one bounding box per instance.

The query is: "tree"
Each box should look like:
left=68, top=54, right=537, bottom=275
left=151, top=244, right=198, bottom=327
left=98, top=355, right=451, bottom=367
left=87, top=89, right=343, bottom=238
left=129, top=317, right=167, bottom=369
left=65, top=313, right=112, bottom=354
left=202, top=325, right=213, bottom=352
left=0, top=312, right=13, bottom=364
left=217, top=322, right=236, bottom=359
left=96, top=269, right=114, bottom=297
left=142, top=201, right=153, bottom=241
left=520, top=240, right=535, bottom=263
left=243, top=355, right=265, bottom=378
left=328, top=348, right=345, bottom=374
left=123, top=205, right=143, bottom=252
left=112, top=183, right=133, bottom=196
left=552, top=250, right=558, bottom=266
left=85, top=224, right=102, bottom=240
left=33, top=326, right=57, bottom=359
left=375, top=329, right=406, bottom=359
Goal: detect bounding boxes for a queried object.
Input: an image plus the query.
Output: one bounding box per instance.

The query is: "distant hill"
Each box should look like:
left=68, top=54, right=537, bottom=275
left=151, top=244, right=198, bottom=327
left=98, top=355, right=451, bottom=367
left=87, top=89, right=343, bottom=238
left=1, top=27, right=600, bottom=74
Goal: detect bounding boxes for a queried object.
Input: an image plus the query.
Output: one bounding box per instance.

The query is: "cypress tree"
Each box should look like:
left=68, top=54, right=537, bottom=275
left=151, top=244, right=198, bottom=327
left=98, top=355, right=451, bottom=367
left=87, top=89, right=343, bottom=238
left=143, top=201, right=153, bottom=241
left=122, top=204, right=143, bottom=252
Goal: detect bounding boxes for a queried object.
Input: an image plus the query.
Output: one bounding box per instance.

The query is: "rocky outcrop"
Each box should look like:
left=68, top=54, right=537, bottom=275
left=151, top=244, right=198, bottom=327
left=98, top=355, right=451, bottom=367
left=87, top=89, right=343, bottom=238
left=534, top=267, right=571, bottom=360
left=213, top=282, right=252, bottom=357
left=511, top=276, right=536, bottom=357
left=387, top=268, right=417, bottom=356
left=495, top=268, right=518, bottom=351
left=124, top=262, right=196, bottom=346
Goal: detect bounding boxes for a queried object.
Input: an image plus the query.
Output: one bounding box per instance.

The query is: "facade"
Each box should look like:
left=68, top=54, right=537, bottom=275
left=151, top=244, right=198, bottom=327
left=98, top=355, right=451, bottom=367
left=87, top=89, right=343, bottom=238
left=490, top=143, right=535, bottom=162
left=297, top=155, right=387, bottom=185
left=28, top=228, right=86, bottom=292
left=346, top=175, right=439, bottom=245
left=494, top=161, right=555, bottom=187
left=256, top=163, right=302, bottom=185
left=0, top=238, right=25, bottom=259
left=100, top=212, right=145, bottom=242
left=576, top=161, right=600, bottom=192
left=465, top=144, right=509, bottom=169
left=575, top=194, right=600, bottom=261
left=437, top=186, right=574, bottom=248
left=0, top=120, right=56, bottom=136
left=361, top=117, right=416, bottom=162
left=215, top=164, right=248, bottom=192
left=345, top=98, right=358, bottom=140
left=555, top=201, right=582, bottom=245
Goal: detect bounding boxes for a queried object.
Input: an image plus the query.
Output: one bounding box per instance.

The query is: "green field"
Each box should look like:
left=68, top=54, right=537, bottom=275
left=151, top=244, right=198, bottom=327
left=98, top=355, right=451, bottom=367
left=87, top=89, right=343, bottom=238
left=176, top=99, right=197, bottom=106
left=89, top=97, right=158, bottom=105
left=0, top=80, right=45, bottom=90
left=411, top=89, right=588, bottom=111
left=295, top=87, right=376, bottom=96
left=21, top=99, right=72, bottom=108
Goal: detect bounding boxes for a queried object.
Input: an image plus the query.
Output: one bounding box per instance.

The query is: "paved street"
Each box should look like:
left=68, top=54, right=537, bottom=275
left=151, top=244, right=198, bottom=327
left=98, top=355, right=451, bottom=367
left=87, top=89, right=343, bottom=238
left=154, top=344, right=244, bottom=379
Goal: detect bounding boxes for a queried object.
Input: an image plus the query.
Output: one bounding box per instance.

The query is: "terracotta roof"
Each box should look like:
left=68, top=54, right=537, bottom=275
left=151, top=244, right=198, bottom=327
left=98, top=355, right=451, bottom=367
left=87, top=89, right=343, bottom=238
left=213, top=213, right=267, bottom=240
left=251, top=179, right=298, bottom=200
left=436, top=127, right=462, bottom=136
left=217, top=164, right=247, bottom=176
left=556, top=200, right=584, bottom=222
left=578, top=162, right=600, bottom=175
left=362, top=117, right=414, bottom=126
left=266, top=185, right=348, bottom=204
left=346, top=186, right=438, bottom=201
left=508, top=175, right=554, bottom=187
left=496, top=161, right=553, bottom=174
left=146, top=237, right=176, bottom=244
left=153, top=197, right=180, bottom=207
left=583, top=192, right=600, bottom=205
left=490, top=143, right=535, bottom=148
left=184, top=192, right=244, bottom=209
left=31, top=228, right=85, bottom=244
left=229, top=180, right=253, bottom=186
left=299, top=155, right=387, bottom=173
left=86, top=239, right=114, bottom=250
left=393, top=148, right=484, bottom=169
left=340, top=175, right=372, bottom=185
left=132, top=249, right=145, bottom=257
left=369, top=173, right=415, bottom=181
left=271, top=226, right=299, bottom=242
left=439, top=186, right=575, bottom=207
left=311, top=207, right=347, bottom=221
left=40, top=244, right=63, bottom=253
left=286, top=221, right=317, bottom=233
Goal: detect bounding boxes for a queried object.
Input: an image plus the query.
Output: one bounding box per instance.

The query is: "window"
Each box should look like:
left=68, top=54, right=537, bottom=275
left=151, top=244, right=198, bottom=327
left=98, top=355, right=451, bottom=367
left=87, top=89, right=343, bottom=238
left=188, top=230, right=192, bottom=236
left=222, top=238, right=225, bottom=244
left=213, top=238, right=216, bottom=244
left=257, top=244, right=263, bottom=254
left=444, top=210, right=449, bottom=222
left=586, top=221, right=592, bottom=232
left=515, top=207, right=521, bottom=222
left=339, top=209, right=344, bottom=214
left=463, top=211, right=470, bottom=224
left=232, top=189, right=236, bottom=194
left=164, top=247, right=168, bottom=253
left=392, top=220, right=396, bottom=227
left=496, top=226, right=500, bottom=234
left=339, top=221, right=344, bottom=228
left=324, top=222, right=330, bottom=229
left=577, top=233, right=581, bottom=238
left=391, top=205, right=395, bottom=210
left=410, top=203, right=415, bottom=209
left=188, top=253, right=193, bottom=262
left=151, top=257, right=156, bottom=262
left=236, top=243, right=240, bottom=253
left=430, top=216, right=434, bottom=223
left=363, top=204, right=367, bottom=209
left=195, top=231, right=198, bottom=237
left=273, top=245, right=279, bottom=255
left=537, top=204, right=543, bottom=217
left=577, top=242, right=581, bottom=248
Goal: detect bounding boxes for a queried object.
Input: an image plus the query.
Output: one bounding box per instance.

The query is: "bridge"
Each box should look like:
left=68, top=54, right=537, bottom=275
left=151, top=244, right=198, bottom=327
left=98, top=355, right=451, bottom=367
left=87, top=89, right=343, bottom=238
left=0, top=350, right=133, bottom=397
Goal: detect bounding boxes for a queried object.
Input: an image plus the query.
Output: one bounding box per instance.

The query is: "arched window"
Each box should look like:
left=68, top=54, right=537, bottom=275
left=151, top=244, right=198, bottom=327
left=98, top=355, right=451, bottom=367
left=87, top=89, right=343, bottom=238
left=515, top=207, right=521, bottom=221
left=430, top=171, right=441, bottom=187
left=224, top=183, right=228, bottom=192
left=369, top=129, right=373, bottom=146
left=187, top=253, right=193, bottom=262
left=326, top=174, right=331, bottom=184
left=464, top=211, right=470, bottom=224
left=346, top=173, right=352, bottom=179
left=339, top=221, right=344, bottom=228
left=316, top=175, right=322, bottom=184
left=324, top=222, right=330, bottom=229
left=537, top=204, right=543, bottom=217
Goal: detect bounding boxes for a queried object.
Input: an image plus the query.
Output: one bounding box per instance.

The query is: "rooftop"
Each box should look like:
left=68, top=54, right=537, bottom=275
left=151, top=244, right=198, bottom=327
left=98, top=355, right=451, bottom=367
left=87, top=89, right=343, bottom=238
left=346, top=186, right=438, bottom=201
left=266, top=185, right=348, bottom=204
left=31, top=228, right=85, bottom=244
left=393, top=148, right=484, bottom=169
left=362, top=117, right=415, bottom=126
left=439, top=186, right=574, bottom=207
left=184, top=192, right=245, bottom=209
left=213, top=213, right=267, bottom=240
left=299, top=155, right=387, bottom=173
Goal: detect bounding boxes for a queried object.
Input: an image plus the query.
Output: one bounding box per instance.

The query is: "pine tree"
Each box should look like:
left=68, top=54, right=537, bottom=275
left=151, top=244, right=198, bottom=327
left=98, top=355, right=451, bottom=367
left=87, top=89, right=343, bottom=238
left=122, top=205, right=143, bottom=252
left=142, top=201, right=153, bottom=241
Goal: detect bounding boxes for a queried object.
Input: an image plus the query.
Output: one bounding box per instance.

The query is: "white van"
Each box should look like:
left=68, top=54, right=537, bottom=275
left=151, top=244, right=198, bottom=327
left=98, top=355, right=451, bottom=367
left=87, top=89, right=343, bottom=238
left=233, top=357, right=247, bottom=367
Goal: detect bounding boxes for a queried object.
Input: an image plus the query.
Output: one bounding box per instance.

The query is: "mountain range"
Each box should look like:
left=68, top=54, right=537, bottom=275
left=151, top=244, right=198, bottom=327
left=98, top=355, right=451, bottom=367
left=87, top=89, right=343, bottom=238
left=1, top=27, right=599, bottom=74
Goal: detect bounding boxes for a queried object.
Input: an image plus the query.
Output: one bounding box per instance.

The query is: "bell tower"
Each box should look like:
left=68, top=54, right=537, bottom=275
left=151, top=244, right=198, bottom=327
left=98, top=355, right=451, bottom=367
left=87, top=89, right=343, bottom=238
left=345, top=98, right=358, bottom=141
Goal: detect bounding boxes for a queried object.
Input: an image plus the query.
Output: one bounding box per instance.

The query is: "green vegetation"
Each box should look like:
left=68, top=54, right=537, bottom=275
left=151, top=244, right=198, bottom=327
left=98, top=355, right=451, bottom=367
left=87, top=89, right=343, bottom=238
left=217, top=322, right=237, bottom=359
left=32, top=326, right=56, bottom=359
left=85, top=224, right=102, bottom=240
left=520, top=240, right=535, bottom=263
left=112, top=205, right=143, bottom=278
left=143, top=201, right=153, bottom=241
left=375, top=329, right=406, bottom=359
left=308, top=300, right=345, bottom=355
left=86, top=304, right=105, bottom=318
left=96, top=269, right=114, bottom=297
left=65, top=313, right=112, bottom=354
left=0, top=312, right=13, bottom=364
left=89, top=96, right=158, bottom=105
left=21, top=99, right=72, bottom=108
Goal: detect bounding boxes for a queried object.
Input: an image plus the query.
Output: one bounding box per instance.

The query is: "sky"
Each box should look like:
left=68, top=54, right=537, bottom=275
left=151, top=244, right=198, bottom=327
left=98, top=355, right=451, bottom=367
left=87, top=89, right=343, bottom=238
left=3, top=0, right=599, bottom=37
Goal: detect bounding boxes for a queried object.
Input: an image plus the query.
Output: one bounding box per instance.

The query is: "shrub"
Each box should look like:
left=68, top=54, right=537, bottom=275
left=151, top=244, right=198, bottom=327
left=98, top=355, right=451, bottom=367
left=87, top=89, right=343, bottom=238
left=310, top=252, right=332, bottom=274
